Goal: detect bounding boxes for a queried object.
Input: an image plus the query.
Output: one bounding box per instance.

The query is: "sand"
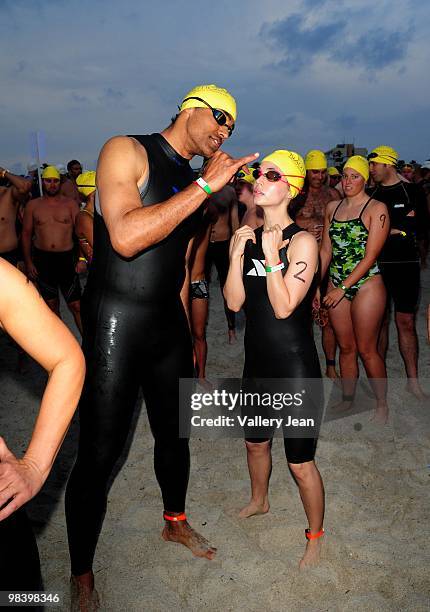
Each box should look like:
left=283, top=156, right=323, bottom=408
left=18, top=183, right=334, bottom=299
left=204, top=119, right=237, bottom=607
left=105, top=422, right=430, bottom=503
left=1, top=269, right=429, bottom=611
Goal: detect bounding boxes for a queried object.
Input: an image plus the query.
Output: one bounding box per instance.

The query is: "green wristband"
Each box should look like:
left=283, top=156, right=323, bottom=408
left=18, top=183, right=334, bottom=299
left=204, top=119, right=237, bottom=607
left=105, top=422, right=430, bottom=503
left=340, top=283, right=348, bottom=292
left=194, top=177, right=212, bottom=196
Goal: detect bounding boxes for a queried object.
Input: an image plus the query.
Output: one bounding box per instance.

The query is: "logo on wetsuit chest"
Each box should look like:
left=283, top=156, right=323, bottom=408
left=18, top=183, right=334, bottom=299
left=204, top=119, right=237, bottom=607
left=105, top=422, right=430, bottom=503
left=393, top=203, right=404, bottom=208
left=246, top=259, right=266, bottom=277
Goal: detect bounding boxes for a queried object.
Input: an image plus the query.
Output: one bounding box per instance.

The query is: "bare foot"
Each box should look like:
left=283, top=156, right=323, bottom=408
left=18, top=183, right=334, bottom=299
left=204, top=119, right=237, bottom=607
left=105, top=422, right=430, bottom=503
left=162, top=520, right=217, bottom=560
left=370, top=406, right=388, bottom=425
left=406, top=380, right=428, bottom=401
left=299, top=538, right=323, bottom=569
left=329, top=399, right=353, bottom=415
left=70, top=573, right=100, bottom=612
left=228, top=329, right=237, bottom=344
left=238, top=498, right=269, bottom=518
left=197, top=377, right=214, bottom=392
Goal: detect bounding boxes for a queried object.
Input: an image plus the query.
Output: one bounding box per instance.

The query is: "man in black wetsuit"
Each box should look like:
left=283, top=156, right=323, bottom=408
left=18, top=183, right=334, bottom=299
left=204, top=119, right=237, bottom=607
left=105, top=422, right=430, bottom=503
left=65, top=83, right=258, bottom=608
left=368, top=145, right=429, bottom=399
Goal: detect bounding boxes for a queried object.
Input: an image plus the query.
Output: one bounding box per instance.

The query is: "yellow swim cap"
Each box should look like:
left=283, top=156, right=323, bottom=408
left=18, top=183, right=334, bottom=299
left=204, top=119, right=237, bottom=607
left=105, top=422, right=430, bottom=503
left=180, top=84, right=237, bottom=121
left=344, top=156, right=369, bottom=181
left=328, top=166, right=340, bottom=176
left=262, top=150, right=306, bottom=199
left=368, top=145, right=398, bottom=166
left=42, top=165, right=60, bottom=180
left=236, top=166, right=255, bottom=185
left=76, top=171, right=96, bottom=196
left=305, top=150, right=327, bottom=171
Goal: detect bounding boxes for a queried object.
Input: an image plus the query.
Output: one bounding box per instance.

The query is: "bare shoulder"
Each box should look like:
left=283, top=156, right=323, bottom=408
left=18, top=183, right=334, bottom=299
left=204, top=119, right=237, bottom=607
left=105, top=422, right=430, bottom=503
left=290, top=229, right=318, bottom=253
left=367, top=198, right=388, bottom=217
left=25, top=197, right=41, bottom=210
left=325, top=199, right=340, bottom=216
left=98, top=135, right=147, bottom=183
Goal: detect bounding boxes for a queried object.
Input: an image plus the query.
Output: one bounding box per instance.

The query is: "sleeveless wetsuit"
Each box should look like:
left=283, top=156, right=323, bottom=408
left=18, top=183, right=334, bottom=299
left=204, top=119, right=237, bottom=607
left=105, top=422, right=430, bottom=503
left=242, top=223, right=322, bottom=463
left=65, top=133, right=202, bottom=576
left=329, top=197, right=379, bottom=300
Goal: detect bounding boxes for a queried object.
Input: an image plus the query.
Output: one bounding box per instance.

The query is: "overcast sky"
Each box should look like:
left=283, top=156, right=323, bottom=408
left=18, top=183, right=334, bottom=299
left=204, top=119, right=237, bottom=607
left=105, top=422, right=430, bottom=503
left=1, top=0, right=429, bottom=173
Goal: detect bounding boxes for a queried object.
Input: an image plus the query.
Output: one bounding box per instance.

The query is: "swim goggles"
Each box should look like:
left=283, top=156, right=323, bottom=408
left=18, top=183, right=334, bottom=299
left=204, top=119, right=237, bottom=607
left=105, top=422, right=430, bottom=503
left=367, top=152, right=398, bottom=165
left=252, top=168, right=305, bottom=184
left=181, top=96, right=235, bottom=137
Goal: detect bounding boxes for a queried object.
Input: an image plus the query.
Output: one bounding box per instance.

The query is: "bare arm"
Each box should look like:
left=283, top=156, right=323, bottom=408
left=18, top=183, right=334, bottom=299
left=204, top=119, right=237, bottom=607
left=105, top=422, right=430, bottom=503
left=180, top=238, right=194, bottom=328
left=98, top=136, right=259, bottom=258
left=0, top=168, right=32, bottom=200
left=319, top=201, right=335, bottom=280
left=224, top=226, right=255, bottom=311
left=264, top=231, right=319, bottom=319
left=0, top=260, right=85, bottom=520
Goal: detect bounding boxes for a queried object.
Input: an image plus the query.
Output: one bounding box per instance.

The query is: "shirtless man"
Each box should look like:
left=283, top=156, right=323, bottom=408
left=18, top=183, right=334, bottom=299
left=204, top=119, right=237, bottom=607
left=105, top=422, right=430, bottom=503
left=22, top=166, right=82, bottom=334
left=293, top=150, right=341, bottom=378
left=0, top=167, right=32, bottom=265
left=60, top=159, right=83, bottom=205
left=235, top=167, right=263, bottom=230
left=205, top=184, right=239, bottom=342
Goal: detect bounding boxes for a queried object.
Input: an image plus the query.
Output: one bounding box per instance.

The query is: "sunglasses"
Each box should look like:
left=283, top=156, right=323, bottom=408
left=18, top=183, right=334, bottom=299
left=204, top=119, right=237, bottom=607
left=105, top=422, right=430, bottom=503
left=253, top=168, right=305, bottom=185
left=181, top=96, right=235, bottom=137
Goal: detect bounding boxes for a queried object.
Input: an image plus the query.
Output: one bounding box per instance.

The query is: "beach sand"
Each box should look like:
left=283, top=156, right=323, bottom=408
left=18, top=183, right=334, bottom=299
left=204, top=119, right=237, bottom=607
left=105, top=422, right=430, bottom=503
left=1, top=269, right=429, bottom=611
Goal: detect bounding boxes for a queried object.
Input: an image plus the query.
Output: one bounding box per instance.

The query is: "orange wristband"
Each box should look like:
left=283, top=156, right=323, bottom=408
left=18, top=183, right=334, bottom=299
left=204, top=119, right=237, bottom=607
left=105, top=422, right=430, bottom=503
left=163, top=512, right=187, bottom=522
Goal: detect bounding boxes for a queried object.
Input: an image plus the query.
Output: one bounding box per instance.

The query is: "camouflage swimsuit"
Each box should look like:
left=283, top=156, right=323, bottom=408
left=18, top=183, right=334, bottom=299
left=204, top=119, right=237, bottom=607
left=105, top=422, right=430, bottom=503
left=329, top=197, right=379, bottom=300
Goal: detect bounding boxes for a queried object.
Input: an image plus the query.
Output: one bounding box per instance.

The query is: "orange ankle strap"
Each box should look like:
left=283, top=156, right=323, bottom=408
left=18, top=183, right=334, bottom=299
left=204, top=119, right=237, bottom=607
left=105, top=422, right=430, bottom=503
left=163, top=512, right=187, bottom=522
left=305, top=528, right=324, bottom=540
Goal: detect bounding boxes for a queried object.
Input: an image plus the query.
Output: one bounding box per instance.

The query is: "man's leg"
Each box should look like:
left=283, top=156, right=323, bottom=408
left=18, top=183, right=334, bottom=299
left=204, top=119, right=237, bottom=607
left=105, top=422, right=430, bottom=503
left=190, top=281, right=209, bottom=379
left=67, top=299, right=83, bottom=335
left=65, top=300, right=141, bottom=604
left=141, top=313, right=216, bottom=559
left=389, top=261, right=425, bottom=398
left=61, top=252, right=83, bottom=334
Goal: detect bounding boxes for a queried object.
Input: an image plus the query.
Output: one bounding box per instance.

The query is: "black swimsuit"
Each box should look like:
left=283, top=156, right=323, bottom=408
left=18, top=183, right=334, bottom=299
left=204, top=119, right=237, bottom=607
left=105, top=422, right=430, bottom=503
left=242, top=223, right=322, bottom=463
left=65, top=133, right=202, bottom=575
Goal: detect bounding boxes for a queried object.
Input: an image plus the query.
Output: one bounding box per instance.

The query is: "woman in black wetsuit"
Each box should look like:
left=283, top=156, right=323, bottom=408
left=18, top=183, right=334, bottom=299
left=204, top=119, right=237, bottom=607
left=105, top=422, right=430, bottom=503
left=224, top=150, right=325, bottom=569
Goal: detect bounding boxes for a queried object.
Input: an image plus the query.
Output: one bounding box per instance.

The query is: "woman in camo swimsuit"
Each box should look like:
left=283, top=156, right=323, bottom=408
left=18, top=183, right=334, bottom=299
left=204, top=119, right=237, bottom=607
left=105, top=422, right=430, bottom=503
left=319, top=156, right=390, bottom=422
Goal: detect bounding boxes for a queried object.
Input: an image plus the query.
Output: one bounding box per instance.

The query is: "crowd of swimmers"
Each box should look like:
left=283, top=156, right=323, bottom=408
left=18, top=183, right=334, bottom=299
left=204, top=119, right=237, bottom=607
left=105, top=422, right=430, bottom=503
left=0, top=83, right=429, bottom=609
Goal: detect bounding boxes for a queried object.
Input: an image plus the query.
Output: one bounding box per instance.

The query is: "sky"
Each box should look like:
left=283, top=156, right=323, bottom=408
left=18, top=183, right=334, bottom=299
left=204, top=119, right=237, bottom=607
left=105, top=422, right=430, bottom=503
left=1, top=0, right=429, bottom=173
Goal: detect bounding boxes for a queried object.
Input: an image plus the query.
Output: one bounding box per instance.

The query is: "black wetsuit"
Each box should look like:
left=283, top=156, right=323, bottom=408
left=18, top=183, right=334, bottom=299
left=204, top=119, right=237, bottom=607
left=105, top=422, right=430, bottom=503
left=367, top=181, right=429, bottom=313
left=65, top=133, right=201, bottom=576
left=242, top=223, right=322, bottom=463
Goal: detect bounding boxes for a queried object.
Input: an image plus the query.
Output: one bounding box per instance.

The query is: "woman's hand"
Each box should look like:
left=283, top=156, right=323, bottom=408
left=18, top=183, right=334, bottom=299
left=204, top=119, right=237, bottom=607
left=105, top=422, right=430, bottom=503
left=0, top=438, right=45, bottom=521
left=229, top=225, right=256, bottom=260
left=323, top=287, right=345, bottom=308
left=262, top=225, right=288, bottom=264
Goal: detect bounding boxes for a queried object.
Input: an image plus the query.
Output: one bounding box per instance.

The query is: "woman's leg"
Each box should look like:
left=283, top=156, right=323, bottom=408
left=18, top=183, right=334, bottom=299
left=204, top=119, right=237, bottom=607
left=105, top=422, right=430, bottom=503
left=239, top=440, right=271, bottom=518
left=328, top=286, right=358, bottom=406
left=288, top=460, right=325, bottom=569
left=191, top=294, right=209, bottom=379
left=351, top=276, right=388, bottom=422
